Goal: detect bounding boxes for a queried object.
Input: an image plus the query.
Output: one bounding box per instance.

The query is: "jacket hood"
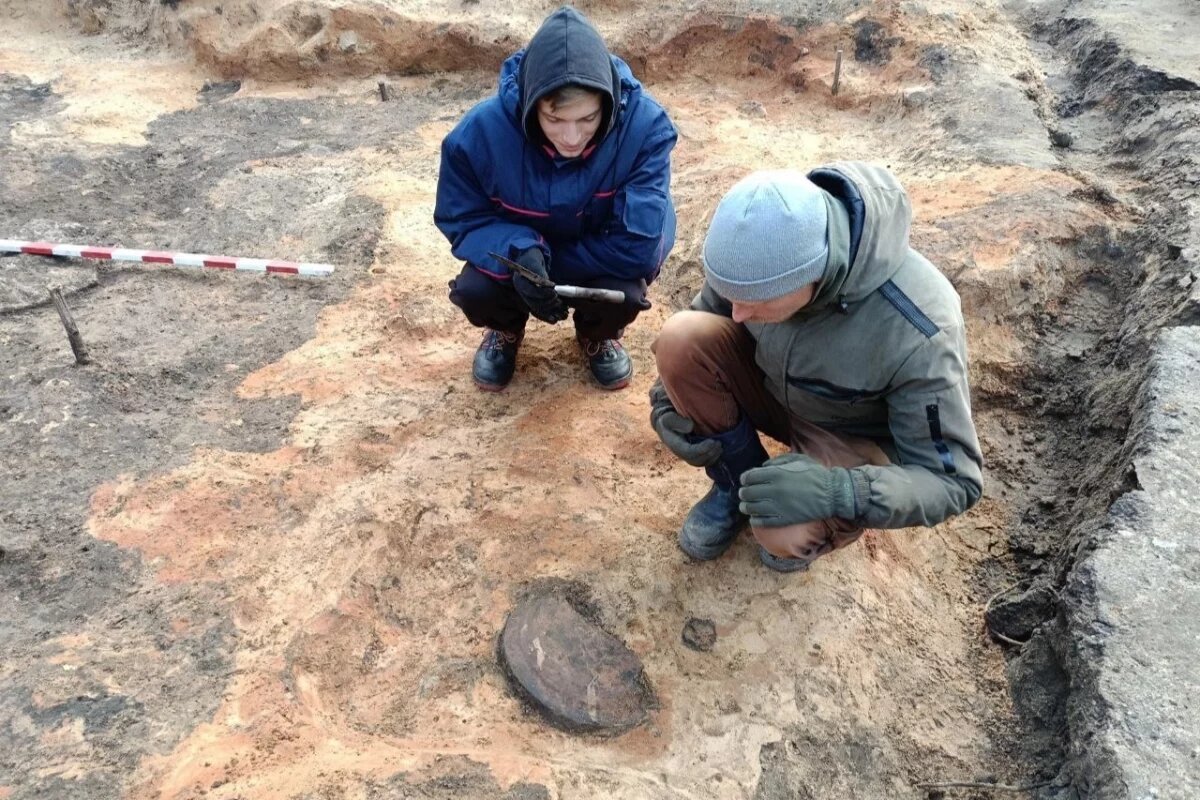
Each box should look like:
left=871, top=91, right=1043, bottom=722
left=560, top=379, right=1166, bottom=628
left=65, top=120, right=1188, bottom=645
left=807, top=161, right=912, bottom=307
left=515, top=7, right=619, bottom=147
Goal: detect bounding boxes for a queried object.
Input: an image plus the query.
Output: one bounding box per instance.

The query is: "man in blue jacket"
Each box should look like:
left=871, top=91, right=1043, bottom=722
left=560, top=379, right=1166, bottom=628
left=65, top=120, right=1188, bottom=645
left=435, top=6, right=677, bottom=391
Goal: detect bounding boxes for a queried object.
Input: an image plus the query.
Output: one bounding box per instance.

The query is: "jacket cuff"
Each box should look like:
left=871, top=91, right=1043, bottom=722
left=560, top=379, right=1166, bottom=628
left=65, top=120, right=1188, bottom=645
left=842, top=467, right=871, bottom=522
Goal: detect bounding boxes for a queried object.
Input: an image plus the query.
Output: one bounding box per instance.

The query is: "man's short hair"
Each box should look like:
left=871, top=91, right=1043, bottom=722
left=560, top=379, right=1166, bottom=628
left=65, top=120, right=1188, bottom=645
left=540, top=84, right=603, bottom=111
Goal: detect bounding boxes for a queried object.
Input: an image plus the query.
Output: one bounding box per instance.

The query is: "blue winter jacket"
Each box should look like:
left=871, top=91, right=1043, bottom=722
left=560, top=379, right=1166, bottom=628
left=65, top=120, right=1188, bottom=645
left=434, top=8, right=677, bottom=285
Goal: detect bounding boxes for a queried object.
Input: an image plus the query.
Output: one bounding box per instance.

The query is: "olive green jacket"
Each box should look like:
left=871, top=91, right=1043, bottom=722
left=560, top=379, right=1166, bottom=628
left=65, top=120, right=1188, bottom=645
left=694, top=161, right=983, bottom=528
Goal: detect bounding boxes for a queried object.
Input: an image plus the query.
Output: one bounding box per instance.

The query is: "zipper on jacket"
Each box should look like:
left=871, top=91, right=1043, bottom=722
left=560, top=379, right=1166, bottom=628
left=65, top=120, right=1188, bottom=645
left=786, top=375, right=885, bottom=405
left=925, top=403, right=958, bottom=474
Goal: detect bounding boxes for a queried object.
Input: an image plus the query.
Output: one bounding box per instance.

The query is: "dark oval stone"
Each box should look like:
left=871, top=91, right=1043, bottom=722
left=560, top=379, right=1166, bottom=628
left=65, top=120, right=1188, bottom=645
left=498, top=589, right=652, bottom=734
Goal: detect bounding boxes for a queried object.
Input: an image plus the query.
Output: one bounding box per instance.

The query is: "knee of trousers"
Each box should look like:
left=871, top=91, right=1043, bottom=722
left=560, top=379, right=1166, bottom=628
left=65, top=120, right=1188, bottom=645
left=751, top=521, right=861, bottom=560
left=751, top=523, right=824, bottom=560
left=652, top=310, right=732, bottom=381
left=449, top=268, right=513, bottom=312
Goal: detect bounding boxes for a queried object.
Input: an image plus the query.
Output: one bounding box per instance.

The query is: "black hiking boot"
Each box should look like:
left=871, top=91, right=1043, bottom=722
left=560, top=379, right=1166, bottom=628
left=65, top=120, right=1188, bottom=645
left=758, top=546, right=813, bottom=573
left=579, top=337, right=633, bottom=390
left=472, top=328, right=523, bottom=391
left=678, top=416, right=769, bottom=560
left=680, top=483, right=746, bottom=560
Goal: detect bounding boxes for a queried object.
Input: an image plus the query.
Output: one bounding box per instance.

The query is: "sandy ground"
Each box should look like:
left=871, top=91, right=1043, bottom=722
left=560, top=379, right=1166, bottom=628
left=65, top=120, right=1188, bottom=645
left=0, top=1, right=1158, bottom=798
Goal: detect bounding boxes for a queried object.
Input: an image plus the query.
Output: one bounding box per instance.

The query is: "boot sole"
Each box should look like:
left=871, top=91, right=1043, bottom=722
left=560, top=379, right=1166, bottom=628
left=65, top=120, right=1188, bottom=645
left=474, top=378, right=510, bottom=392
left=677, top=525, right=742, bottom=561
left=758, top=546, right=812, bottom=573
left=595, top=376, right=631, bottom=391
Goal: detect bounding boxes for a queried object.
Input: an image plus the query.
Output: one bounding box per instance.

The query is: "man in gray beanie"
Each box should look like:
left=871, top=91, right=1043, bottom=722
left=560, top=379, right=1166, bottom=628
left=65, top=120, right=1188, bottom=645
left=649, top=164, right=983, bottom=572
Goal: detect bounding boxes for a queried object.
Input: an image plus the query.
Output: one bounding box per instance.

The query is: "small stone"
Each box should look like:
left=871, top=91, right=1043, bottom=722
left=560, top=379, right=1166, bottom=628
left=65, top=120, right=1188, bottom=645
left=1050, top=129, right=1073, bottom=148
left=197, top=80, right=241, bottom=104
left=499, top=586, right=653, bottom=734
left=682, top=618, right=717, bottom=652
left=986, top=584, right=1057, bottom=642
left=338, top=31, right=360, bottom=53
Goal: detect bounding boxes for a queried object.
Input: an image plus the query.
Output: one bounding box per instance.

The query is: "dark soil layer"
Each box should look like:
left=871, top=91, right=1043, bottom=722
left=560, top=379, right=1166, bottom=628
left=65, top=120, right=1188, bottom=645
left=978, top=8, right=1200, bottom=797
left=0, top=77, right=444, bottom=796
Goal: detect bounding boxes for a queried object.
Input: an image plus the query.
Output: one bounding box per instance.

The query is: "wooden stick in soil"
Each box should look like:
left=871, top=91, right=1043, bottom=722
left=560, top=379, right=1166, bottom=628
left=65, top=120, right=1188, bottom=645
left=832, top=46, right=844, bottom=96
left=378, top=81, right=389, bottom=102
left=48, top=286, right=90, bottom=365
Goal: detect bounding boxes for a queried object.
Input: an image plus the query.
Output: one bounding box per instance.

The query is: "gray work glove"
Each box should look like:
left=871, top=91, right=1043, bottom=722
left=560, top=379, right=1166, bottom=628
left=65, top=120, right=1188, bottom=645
left=511, top=247, right=568, bottom=324
left=648, top=379, right=722, bottom=467
left=738, top=453, right=858, bottom=527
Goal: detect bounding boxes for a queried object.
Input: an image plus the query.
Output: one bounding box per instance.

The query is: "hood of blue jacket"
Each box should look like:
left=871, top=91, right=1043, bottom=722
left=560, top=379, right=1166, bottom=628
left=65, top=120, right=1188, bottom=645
left=498, top=7, right=628, bottom=147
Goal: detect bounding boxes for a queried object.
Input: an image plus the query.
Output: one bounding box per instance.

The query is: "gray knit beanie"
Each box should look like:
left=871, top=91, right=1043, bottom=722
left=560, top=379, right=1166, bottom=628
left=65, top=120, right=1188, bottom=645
left=702, top=170, right=830, bottom=302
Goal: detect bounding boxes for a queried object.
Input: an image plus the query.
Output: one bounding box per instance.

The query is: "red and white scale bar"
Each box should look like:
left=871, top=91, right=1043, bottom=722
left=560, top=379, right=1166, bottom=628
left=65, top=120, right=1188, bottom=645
left=0, top=239, right=334, bottom=277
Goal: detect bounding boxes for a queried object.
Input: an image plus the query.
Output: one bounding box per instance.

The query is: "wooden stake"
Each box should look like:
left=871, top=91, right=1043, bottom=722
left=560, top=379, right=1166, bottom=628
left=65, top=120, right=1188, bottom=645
left=378, top=81, right=389, bottom=102
left=832, top=47, right=843, bottom=96
left=48, top=286, right=90, bottom=365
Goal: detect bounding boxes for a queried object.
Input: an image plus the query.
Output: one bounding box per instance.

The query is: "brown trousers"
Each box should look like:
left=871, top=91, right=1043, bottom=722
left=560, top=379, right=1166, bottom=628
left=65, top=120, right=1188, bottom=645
left=652, top=310, right=890, bottom=561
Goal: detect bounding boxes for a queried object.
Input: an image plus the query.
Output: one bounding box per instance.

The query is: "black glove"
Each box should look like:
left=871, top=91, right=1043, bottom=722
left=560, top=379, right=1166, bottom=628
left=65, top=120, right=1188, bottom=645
left=630, top=280, right=652, bottom=311
left=511, top=248, right=568, bottom=324
left=649, top=379, right=722, bottom=467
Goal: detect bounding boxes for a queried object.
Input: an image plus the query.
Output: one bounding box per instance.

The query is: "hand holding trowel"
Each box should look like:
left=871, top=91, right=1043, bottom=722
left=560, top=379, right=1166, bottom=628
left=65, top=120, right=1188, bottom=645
left=489, top=252, right=626, bottom=304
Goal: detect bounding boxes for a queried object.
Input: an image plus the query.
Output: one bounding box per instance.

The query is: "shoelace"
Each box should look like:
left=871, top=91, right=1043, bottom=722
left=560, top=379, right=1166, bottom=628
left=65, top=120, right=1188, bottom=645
left=582, top=338, right=622, bottom=358
left=484, top=329, right=521, bottom=351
